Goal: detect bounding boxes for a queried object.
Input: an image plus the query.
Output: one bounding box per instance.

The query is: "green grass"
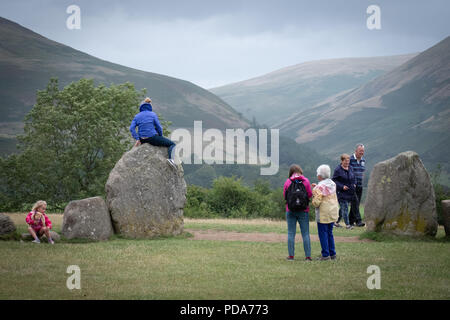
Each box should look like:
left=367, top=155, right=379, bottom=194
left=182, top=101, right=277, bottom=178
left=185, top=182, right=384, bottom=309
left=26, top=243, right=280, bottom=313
left=0, top=213, right=449, bottom=300
left=184, top=218, right=367, bottom=237
left=183, top=206, right=367, bottom=237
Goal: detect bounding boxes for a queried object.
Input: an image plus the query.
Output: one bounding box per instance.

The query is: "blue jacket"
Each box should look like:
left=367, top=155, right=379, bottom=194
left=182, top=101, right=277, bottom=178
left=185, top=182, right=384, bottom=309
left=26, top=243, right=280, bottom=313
left=332, top=165, right=357, bottom=202
left=129, top=102, right=163, bottom=140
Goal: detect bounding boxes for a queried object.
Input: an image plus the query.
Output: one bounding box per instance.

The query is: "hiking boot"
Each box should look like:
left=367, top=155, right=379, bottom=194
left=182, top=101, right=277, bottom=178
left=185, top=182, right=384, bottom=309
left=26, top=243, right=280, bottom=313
left=286, top=256, right=294, bottom=261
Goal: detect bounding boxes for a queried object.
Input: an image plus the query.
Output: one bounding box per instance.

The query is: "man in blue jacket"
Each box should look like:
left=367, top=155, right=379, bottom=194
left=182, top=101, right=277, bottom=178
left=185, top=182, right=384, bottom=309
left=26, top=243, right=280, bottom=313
left=129, top=97, right=177, bottom=168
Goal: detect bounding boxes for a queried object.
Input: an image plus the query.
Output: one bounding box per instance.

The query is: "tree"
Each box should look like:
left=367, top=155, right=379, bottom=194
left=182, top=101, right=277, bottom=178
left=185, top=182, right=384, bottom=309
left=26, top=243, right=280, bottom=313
left=0, top=78, right=170, bottom=210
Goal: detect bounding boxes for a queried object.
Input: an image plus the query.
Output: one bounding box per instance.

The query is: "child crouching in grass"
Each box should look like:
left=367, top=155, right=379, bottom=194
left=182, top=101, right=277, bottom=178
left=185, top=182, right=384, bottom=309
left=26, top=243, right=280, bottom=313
left=25, top=200, right=54, bottom=244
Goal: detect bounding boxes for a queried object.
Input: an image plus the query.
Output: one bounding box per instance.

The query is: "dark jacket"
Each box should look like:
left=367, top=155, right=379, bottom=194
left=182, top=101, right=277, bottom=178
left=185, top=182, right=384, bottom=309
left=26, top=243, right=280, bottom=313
left=332, top=165, right=357, bottom=202
left=129, top=102, right=163, bottom=140
left=349, top=154, right=366, bottom=188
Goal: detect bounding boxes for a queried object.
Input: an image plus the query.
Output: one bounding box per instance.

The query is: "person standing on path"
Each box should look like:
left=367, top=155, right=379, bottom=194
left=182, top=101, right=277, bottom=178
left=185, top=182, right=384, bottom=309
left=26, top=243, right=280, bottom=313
left=349, top=144, right=366, bottom=227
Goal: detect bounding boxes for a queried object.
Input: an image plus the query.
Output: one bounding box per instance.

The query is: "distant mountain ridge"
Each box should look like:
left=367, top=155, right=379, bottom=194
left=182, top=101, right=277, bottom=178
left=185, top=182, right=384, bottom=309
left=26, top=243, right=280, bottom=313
left=210, top=54, right=416, bottom=126
left=277, top=36, right=450, bottom=181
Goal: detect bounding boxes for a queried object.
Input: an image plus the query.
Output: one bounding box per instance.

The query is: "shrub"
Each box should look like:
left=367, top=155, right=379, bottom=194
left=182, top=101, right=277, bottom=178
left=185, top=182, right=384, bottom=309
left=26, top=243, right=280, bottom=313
left=185, top=176, right=286, bottom=220
left=207, top=176, right=252, bottom=217
left=184, top=185, right=216, bottom=218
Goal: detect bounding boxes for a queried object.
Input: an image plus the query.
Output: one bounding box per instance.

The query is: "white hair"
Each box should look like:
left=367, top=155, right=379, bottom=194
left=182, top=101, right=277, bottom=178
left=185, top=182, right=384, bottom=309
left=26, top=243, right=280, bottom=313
left=316, top=164, right=331, bottom=179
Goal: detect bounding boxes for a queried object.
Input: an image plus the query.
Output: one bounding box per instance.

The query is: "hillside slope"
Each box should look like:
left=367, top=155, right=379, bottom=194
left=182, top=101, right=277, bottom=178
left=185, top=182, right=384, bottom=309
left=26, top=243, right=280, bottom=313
left=0, top=16, right=249, bottom=147
left=210, top=54, right=416, bottom=126
left=278, top=36, right=450, bottom=177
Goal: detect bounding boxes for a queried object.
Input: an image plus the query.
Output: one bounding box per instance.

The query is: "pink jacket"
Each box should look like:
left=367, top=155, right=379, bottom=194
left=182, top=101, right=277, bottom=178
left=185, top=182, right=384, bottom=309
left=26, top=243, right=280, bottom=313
left=283, top=174, right=313, bottom=212
left=26, top=211, right=52, bottom=229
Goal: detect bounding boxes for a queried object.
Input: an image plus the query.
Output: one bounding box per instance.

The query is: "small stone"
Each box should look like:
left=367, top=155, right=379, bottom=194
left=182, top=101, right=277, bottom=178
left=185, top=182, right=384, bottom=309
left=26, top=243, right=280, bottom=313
left=22, top=231, right=60, bottom=242
left=62, top=196, right=113, bottom=240
left=0, top=213, right=16, bottom=236
left=365, top=151, right=438, bottom=236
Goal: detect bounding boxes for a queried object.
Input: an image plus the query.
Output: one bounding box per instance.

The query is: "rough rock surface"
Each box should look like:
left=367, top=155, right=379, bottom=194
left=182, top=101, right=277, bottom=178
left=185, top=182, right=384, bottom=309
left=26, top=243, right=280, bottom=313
left=365, top=151, right=438, bottom=236
left=105, top=143, right=186, bottom=238
left=0, top=213, right=16, bottom=235
left=62, top=196, right=113, bottom=240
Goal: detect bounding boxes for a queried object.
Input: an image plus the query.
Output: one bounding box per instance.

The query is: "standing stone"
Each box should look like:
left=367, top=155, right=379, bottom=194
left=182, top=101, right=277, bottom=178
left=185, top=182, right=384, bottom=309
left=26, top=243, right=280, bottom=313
left=0, top=213, right=16, bottom=236
left=105, top=143, right=186, bottom=238
left=62, top=196, right=113, bottom=240
left=442, top=200, right=450, bottom=237
left=365, top=151, right=438, bottom=236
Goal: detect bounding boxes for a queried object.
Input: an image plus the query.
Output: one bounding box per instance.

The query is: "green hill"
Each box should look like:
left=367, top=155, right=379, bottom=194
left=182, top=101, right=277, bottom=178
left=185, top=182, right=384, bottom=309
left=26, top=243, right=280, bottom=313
left=0, top=16, right=331, bottom=189
left=210, top=54, right=416, bottom=126
left=0, top=16, right=249, bottom=156
left=277, top=36, right=450, bottom=185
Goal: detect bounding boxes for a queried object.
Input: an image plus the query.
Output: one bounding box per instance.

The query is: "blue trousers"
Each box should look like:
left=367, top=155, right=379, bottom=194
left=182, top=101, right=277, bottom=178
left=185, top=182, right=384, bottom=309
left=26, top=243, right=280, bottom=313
left=317, top=222, right=336, bottom=257
left=338, top=200, right=350, bottom=226
left=140, top=135, right=176, bottom=159
left=286, top=211, right=311, bottom=258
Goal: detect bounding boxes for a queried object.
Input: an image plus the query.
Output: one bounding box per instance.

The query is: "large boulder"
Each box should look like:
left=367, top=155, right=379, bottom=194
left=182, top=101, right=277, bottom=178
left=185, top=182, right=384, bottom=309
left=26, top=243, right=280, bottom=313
left=365, top=151, right=438, bottom=236
left=105, top=144, right=186, bottom=238
left=0, top=213, right=16, bottom=236
left=62, top=196, right=113, bottom=240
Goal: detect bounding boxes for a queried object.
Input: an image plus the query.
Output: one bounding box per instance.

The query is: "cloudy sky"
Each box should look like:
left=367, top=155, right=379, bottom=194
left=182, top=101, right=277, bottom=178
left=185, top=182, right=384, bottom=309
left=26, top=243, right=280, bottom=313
left=1, top=0, right=449, bottom=88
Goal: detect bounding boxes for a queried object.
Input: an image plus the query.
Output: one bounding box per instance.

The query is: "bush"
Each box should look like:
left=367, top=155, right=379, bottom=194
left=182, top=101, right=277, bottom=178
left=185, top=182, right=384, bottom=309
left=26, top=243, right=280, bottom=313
left=185, top=176, right=286, bottom=219
left=207, top=176, right=253, bottom=217
left=184, top=185, right=216, bottom=218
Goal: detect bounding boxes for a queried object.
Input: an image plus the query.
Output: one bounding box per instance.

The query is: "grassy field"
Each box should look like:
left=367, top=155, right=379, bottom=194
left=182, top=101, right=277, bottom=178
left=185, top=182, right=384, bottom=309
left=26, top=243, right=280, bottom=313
left=0, top=213, right=449, bottom=300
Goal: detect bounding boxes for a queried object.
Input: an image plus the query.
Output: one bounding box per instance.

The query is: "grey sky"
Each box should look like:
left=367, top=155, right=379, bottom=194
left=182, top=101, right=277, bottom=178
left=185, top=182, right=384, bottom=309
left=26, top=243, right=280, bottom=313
left=1, top=0, right=449, bottom=88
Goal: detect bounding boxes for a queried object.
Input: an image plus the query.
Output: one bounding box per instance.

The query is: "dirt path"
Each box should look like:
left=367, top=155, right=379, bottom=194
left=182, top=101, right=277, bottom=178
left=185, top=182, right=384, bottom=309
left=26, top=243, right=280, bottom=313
left=185, top=229, right=372, bottom=243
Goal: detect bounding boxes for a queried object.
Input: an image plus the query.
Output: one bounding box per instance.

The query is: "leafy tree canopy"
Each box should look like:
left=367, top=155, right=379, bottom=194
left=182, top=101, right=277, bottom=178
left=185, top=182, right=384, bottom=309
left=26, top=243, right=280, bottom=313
left=0, top=78, right=170, bottom=210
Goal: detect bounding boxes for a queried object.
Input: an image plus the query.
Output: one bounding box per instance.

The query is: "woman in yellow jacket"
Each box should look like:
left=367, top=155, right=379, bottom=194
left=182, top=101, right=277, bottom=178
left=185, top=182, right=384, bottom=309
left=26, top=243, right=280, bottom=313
left=311, top=165, right=339, bottom=260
